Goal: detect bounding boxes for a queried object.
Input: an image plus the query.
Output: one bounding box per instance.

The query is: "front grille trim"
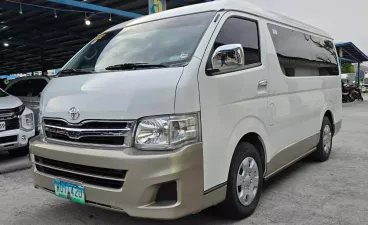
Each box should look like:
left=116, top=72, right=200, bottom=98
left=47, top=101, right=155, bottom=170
left=34, top=162, right=125, bottom=182
left=43, top=118, right=135, bottom=148
left=36, top=165, right=124, bottom=189
left=35, top=156, right=126, bottom=189
left=35, top=156, right=127, bottom=179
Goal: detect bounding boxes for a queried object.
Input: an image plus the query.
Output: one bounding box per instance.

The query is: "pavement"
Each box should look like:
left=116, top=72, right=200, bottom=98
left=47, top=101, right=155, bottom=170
left=0, top=151, right=30, bottom=174
left=1, top=101, right=368, bottom=224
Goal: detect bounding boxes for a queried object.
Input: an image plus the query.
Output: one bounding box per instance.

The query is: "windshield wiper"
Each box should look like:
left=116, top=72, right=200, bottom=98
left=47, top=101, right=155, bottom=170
left=57, top=69, right=94, bottom=76
left=105, top=63, right=167, bottom=71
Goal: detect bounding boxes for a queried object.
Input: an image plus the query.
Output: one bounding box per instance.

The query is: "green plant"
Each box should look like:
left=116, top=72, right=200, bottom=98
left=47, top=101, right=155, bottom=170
left=341, top=63, right=355, bottom=73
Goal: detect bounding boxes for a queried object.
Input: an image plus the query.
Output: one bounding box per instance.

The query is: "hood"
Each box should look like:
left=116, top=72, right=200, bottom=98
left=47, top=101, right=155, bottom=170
left=0, top=94, right=23, bottom=109
left=41, top=68, right=184, bottom=122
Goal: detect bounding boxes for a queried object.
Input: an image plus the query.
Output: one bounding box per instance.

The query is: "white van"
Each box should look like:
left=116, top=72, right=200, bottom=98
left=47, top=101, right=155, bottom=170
left=30, top=0, right=342, bottom=220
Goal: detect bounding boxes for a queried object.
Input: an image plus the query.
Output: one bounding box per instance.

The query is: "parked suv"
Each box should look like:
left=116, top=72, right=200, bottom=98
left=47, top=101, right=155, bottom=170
left=0, top=89, right=35, bottom=157
left=5, top=76, right=50, bottom=132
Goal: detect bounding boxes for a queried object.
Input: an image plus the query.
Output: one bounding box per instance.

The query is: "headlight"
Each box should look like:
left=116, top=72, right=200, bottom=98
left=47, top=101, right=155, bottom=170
left=20, top=112, right=34, bottom=131
left=134, top=114, right=200, bottom=150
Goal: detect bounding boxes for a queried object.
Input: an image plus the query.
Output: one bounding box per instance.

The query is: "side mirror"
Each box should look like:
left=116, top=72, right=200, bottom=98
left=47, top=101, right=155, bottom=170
left=209, top=44, right=245, bottom=74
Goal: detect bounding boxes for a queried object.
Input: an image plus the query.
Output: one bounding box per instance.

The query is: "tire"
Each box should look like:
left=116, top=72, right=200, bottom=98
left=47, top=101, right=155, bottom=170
left=216, top=142, right=263, bottom=219
left=9, top=144, right=29, bottom=157
left=312, top=117, right=332, bottom=162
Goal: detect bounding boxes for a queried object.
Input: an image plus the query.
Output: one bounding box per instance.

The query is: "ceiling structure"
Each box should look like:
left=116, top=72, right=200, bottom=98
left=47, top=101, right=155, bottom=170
left=0, top=0, right=203, bottom=75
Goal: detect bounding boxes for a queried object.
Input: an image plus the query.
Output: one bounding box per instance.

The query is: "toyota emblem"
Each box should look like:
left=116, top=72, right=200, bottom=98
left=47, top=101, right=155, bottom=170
left=68, top=107, right=80, bottom=120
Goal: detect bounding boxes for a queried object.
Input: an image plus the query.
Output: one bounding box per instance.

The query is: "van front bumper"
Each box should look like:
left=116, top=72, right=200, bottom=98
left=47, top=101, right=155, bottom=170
left=30, top=139, right=207, bottom=219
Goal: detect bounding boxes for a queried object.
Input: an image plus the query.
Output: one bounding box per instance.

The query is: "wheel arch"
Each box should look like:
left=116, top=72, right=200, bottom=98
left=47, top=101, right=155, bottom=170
left=226, top=116, right=270, bottom=178
left=320, top=101, right=335, bottom=135
left=239, top=132, right=267, bottom=176
left=324, top=110, right=334, bottom=134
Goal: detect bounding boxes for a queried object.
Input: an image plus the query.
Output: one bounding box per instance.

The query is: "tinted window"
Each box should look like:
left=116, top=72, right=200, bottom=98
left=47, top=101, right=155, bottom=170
left=31, top=79, right=48, bottom=96
left=0, top=89, right=8, bottom=97
left=6, top=79, right=48, bottom=97
left=268, top=24, right=339, bottom=77
left=6, top=80, right=32, bottom=97
left=207, top=17, right=260, bottom=74
left=309, top=36, right=339, bottom=76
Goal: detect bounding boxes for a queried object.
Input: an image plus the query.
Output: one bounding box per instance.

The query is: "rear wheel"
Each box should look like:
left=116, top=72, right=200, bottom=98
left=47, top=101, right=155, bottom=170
left=217, top=142, right=263, bottom=219
left=9, top=144, right=29, bottom=157
left=312, top=117, right=332, bottom=162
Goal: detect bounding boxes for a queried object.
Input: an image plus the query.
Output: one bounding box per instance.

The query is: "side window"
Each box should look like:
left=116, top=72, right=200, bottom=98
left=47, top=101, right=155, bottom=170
left=268, top=24, right=339, bottom=77
left=6, top=80, right=32, bottom=97
left=31, top=79, right=48, bottom=96
left=207, top=17, right=261, bottom=75
left=309, top=37, right=339, bottom=76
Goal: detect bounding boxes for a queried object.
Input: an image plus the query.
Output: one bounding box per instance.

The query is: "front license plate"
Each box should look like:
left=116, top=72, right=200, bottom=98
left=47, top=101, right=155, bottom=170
left=0, top=121, right=5, bottom=131
left=54, top=179, right=85, bottom=205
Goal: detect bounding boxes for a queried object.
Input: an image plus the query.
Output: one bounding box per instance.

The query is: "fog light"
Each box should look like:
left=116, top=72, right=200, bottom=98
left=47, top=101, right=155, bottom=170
left=155, top=181, right=177, bottom=205
left=20, top=135, right=27, bottom=144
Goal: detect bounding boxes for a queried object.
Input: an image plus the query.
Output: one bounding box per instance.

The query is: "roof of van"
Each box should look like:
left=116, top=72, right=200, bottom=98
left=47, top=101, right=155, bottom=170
left=105, top=0, right=332, bottom=39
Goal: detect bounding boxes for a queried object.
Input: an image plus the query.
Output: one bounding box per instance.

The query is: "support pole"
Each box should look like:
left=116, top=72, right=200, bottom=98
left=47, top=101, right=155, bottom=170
left=357, top=62, right=361, bottom=87
left=41, top=48, right=46, bottom=76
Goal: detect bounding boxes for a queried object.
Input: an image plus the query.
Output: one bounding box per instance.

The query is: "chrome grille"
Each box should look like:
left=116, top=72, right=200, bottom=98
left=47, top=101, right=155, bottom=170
left=35, top=156, right=126, bottom=189
left=43, top=118, right=134, bottom=147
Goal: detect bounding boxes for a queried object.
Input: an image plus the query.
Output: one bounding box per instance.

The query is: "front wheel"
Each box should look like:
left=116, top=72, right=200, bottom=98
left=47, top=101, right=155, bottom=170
left=216, top=142, right=263, bottom=219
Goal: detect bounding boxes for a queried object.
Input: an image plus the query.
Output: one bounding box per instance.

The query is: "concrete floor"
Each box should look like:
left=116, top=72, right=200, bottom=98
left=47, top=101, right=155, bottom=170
left=1, top=102, right=368, bottom=225
left=0, top=151, right=30, bottom=175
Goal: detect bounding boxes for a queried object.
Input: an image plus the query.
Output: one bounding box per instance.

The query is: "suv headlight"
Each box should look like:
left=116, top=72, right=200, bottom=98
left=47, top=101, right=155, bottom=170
left=20, top=111, right=34, bottom=131
left=134, top=114, right=200, bottom=150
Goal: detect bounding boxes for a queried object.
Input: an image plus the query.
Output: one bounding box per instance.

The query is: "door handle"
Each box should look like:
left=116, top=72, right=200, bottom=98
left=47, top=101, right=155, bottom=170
left=258, top=80, right=268, bottom=87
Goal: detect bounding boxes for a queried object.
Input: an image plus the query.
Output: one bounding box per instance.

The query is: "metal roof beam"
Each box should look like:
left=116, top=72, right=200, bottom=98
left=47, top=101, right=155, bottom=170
left=341, top=48, right=359, bottom=62
left=2, top=21, right=92, bottom=41
left=47, top=0, right=143, bottom=19
left=0, top=39, right=78, bottom=50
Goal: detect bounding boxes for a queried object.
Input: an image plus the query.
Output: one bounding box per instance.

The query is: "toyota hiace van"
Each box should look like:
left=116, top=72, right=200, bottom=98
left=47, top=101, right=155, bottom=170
left=30, top=0, right=342, bottom=220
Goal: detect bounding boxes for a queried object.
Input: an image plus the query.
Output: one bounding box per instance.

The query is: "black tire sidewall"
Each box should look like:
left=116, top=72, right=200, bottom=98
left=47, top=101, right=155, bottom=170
left=223, top=142, right=263, bottom=219
left=315, top=117, right=332, bottom=161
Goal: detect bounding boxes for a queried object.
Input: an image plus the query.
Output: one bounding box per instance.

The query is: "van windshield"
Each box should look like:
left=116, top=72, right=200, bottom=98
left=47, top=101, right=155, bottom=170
left=63, top=12, right=216, bottom=73
left=364, top=78, right=368, bottom=84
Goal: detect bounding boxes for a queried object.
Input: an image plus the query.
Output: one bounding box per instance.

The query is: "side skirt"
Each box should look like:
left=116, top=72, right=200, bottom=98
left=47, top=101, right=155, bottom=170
left=264, top=133, right=319, bottom=179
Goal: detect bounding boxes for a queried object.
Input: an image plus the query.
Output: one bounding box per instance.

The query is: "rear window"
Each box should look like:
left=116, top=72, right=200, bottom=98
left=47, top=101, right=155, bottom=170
left=268, top=24, right=339, bottom=77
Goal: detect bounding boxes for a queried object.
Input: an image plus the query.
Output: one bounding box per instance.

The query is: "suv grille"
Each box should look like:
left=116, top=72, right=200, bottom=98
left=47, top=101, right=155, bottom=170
left=35, top=156, right=126, bottom=189
left=0, top=105, right=24, bottom=119
left=0, top=135, right=17, bottom=144
left=4, top=118, right=20, bottom=131
left=43, top=118, right=134, bottom=147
